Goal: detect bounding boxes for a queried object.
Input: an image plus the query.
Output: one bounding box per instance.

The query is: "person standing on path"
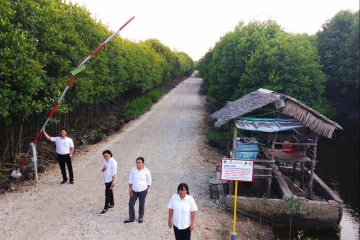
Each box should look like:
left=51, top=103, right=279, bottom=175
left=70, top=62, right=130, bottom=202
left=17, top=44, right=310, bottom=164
left=168, top=183, right=198, bottom=240
left=43, top=128, right=74, bottom=184
left=124, top=157, right=152, bottom=223
left=99, top=150, right=117, bottom=215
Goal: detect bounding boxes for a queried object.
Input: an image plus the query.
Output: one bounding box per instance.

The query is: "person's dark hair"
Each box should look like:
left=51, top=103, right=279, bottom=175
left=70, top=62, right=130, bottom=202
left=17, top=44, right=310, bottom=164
left=177, top=183, right=190, bottom=195
left=60, top=128, right=67, bottom=132
left=136, top=157, right=144, bottom=163
left=102, top=150, right=113, bottom=157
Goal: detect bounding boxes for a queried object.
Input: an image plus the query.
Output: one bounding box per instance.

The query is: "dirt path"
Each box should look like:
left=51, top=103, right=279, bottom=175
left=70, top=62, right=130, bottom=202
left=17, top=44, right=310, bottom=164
left=0, top=76, right=272, bottom=240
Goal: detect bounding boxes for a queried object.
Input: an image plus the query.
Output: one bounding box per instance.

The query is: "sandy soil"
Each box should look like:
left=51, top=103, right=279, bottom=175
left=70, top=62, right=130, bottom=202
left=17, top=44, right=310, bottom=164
left=0, top=76, right=273, bottom=240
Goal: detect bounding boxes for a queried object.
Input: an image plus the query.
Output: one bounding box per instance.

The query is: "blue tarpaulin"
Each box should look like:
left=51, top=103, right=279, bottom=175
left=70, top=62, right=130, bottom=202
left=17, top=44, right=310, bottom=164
left=235, top=117, right=305, bottom=132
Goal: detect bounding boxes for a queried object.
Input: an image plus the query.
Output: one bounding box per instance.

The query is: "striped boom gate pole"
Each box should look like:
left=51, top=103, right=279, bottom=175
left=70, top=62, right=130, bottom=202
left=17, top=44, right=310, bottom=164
left=15, top=16, right=135, bottom=174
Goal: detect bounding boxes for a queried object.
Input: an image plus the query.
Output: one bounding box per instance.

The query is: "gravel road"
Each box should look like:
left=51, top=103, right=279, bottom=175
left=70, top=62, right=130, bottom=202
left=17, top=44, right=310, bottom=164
left=0, top=76, right=272, bottom=240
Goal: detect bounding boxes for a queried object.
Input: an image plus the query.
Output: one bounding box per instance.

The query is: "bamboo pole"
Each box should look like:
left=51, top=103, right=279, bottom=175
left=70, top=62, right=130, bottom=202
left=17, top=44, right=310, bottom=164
left=232, top=122, right=237, bottom=158
left=308, top=135, right=318, bottom=197
left=227, top=123, right=231, bottom=157
left=229, top=121, right=237, bottom=195
left=272, top=142, right=317, bottom=146
left=271, top=132, right=278, bottom=161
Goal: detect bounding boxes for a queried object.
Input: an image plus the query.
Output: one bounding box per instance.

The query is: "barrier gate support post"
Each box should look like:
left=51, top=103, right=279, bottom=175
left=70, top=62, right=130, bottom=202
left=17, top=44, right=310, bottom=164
left=30, top=143, right=39, bottom=183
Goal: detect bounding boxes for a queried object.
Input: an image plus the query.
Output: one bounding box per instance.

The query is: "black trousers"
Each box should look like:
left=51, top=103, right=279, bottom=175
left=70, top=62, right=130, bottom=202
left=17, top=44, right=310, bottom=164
left=57, top=153, right=74, bottom=181
left=104, top=181, right=114, bottom=210
left=174, top=226, right=191, bottom=240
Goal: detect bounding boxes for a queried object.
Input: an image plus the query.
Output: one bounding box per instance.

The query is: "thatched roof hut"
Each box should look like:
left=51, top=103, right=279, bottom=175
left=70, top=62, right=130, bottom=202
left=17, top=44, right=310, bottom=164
left=211, top=88, right=342, bottom=138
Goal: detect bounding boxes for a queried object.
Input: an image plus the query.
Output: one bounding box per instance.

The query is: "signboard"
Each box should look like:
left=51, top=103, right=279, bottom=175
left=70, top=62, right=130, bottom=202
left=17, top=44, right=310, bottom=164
left=220, top=158, right=254, bottom=182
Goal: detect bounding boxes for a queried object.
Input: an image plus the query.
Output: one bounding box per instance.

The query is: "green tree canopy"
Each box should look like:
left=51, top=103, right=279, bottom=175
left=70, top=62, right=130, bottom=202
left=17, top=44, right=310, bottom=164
left=0, top=0, right=194, bottom=162
left=316, top=10, right=359, bottom=118
left=198, top=20, right=329, bottom=113
left=0, top=0, right=194, bottom=120
left=0, top=0, right=46, bottom=122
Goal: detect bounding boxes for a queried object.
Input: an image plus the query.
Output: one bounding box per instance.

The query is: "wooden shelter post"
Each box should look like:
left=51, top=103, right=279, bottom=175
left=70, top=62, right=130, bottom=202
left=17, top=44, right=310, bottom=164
left=228, top=121, right=238, bottom=195
left=271, top=132, right=278, bottom=160
left=308, top=135, right=318, bottom=197
left=232, top=121, right=237, bottom=158
left=227, top=123, right=231, bottom=157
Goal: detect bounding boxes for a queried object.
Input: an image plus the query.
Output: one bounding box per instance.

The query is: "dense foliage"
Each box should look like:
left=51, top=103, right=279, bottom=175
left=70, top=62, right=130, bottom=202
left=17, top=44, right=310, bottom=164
left=198, top=20, right=328, bottom=113
left=316, top=10, right=359, bottom=119
left=0, top=0, right=194, bottom=166
left=123, top=89, right=164, bottom=120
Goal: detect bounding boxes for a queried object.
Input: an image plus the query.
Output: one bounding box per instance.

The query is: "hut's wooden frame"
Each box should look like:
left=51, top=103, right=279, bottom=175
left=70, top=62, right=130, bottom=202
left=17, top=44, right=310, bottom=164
left=212, top=88, right=342, bottom=197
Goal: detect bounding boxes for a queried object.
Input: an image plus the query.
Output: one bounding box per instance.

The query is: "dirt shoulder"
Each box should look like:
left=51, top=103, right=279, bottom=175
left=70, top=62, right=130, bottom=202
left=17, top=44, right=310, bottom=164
left=0, top=76, right=273, bottom=240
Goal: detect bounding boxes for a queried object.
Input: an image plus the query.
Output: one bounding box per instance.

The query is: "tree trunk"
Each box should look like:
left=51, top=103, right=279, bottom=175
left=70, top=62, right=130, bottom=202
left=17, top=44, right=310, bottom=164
left=289, top=214, right=292, bottom=240
left=16, top=121, right=24, bottom=157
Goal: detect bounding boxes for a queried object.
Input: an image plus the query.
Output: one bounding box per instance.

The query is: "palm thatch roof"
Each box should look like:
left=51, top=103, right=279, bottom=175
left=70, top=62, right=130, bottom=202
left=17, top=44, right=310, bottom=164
left=211, top=88, right=342, bottom=138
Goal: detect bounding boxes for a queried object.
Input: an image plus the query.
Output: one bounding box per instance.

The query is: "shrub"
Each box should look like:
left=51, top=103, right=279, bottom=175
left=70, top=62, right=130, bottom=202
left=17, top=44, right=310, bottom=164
left=123, top=96, right=152, bottom=120
left=148, top=89, right=164, bottom=102
left=206, top=130, right=228, bottom=148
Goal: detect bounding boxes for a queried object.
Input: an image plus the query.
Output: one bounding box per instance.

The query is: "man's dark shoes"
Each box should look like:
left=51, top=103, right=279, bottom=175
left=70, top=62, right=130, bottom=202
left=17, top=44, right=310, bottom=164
left=108, top=205, right=114, bottom=208
left=123, top=219, right=134, bottom=223
left=69, top=180, right=74, bottom=184
left=138, top=218, right=143, bottom=223
left=61, top=180, right=67, bottom=184
left=99, top=209, right=107, bottom=215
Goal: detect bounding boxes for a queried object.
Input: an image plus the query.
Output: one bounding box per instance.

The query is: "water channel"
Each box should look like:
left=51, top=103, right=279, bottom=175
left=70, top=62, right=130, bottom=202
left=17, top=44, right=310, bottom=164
left=317, top=117, right=359, bottom=240
left=273, top=117, right=359, bottom=239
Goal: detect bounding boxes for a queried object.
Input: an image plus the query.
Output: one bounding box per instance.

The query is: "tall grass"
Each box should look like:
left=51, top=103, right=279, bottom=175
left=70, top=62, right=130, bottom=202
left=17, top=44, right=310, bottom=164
left=123, top=89, right=165, bottom=120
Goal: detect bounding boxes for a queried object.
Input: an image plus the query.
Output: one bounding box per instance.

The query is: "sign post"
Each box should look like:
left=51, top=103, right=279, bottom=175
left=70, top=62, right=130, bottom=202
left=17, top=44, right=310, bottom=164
left=221, top=158, right=254, bottom=240
left=231, top=180, right=238, bottom=240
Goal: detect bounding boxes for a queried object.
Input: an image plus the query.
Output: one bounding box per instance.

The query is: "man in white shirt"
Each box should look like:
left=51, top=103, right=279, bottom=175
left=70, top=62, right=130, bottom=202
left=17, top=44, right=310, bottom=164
left=124, top=157, right=152, bottom=223
left=43, top=128, right=74, bottom=184
left=99, top=150, right=117, bottom=215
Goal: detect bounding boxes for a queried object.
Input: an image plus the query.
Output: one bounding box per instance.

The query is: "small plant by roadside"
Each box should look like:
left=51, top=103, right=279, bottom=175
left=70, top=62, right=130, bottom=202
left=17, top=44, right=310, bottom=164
left=123, top=89, right=166, bottom=121
left=295, top=230, right=318, bottom=240
left=206, top=130, right=228, bottom=148
left=284, top=196, right=309, bottom=240
left=123, top=96, right=152, bottom=120
left=334, top=224, right=342, bottom=238
left=148, top=89, right=164, bottom=102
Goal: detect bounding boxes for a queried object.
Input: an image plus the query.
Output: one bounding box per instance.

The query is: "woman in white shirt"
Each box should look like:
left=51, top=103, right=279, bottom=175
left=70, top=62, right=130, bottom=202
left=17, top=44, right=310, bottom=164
left=99, top=150, right=117, bottom=215
left=124, top=157, right=152, bottom=223
left=168, top=183, right=198, bottom=240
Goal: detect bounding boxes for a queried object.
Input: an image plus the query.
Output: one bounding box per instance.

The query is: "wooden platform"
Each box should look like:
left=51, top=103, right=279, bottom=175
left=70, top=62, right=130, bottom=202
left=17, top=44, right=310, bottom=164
left=264, top=149, right=311, bottom=163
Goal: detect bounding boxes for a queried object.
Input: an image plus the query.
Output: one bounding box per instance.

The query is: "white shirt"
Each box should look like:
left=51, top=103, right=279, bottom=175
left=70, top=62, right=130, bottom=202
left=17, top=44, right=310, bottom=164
left=128, top=167, right=152, bottom=192
left=168, top=194, right=198, bottom=229
left=102, top=158, right=117, bottom=183
left=51, top=137, right=74, bottom=154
